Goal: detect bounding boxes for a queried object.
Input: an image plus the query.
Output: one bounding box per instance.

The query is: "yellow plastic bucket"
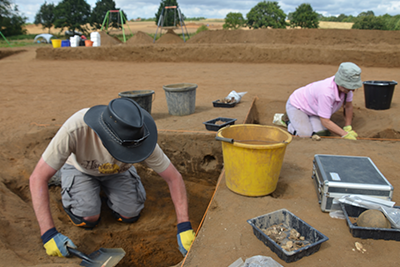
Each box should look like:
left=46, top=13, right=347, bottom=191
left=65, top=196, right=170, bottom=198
left=217, top=124, right=292, bottom=197
left=51, top=39, right=61, bottom=48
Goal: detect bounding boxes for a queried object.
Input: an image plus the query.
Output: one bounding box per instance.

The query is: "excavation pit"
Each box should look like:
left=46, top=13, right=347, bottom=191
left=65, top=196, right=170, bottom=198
left=1, top=128, right=222, bottom=267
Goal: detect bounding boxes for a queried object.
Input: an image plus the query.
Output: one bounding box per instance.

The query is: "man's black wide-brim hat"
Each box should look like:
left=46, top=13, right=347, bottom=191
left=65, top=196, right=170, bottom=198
left=84, top=98, right=158, bottom=163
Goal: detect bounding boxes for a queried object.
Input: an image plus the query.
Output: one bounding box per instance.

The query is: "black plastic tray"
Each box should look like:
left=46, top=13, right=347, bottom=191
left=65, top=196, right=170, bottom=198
left=247, top=209, right=329, bottom=263
left=203, top=117, right=237, bottom=131
left=340, top=203, right=400, bottom=241
left=212, top=99, right=237, bottom=108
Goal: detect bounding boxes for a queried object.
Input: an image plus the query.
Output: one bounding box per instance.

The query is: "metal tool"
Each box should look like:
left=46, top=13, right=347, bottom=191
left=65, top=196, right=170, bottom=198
left=68, top=247, right=126, bottom=267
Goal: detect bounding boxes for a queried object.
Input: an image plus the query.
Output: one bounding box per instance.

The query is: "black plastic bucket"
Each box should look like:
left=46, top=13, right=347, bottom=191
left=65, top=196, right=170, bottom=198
left=118, top=90, right=155, bottom=114
left=363, top=80, right=397, bottom=110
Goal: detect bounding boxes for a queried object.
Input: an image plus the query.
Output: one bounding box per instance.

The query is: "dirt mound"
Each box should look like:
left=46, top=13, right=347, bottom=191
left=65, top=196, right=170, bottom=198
left=99, top=31, right=122, bottom=46
left=36, top=42, right=400, bottom=68
left=126, top=31, right=154, bottom=45
left=372, top=128, right=400, bottom=139
left=187, top=28, right=400, bottom=46
left=35, top=28, right=400, bottom=67
left=156, top=29, right=184, bottom=44
left=0, top=49, right=25, bottom=60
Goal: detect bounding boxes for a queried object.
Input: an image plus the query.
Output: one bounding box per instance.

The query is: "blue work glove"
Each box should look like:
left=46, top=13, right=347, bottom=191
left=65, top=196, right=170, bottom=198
left=177, top=222, right=195, bottom=257
left=343, top=125, right=358, bottom=138
left=41, top=227, right=77, bottom=257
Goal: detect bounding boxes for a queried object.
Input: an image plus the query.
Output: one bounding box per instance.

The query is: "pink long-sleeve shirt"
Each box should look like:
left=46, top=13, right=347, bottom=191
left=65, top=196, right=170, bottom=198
left=289, top=76, right=353, bottom=119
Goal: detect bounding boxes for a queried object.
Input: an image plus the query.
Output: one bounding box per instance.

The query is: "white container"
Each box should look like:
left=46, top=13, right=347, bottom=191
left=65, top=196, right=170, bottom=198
left=70, top=37, right=77, bottom=47
left=70, top=35, right=80, bottom=47
left=90, top=32, right=101, bottom=47
left=90, top=32, right=100, bottom=39
left=93, top=40, right=101, bottom=47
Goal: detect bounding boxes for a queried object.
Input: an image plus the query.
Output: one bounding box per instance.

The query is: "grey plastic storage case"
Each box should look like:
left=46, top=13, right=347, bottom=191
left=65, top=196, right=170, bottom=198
left=312, top=154, right=393, bottom=212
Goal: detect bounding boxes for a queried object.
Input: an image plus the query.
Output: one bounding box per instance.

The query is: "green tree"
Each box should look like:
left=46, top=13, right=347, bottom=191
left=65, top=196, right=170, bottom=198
left=290, top=3, right=319, bottom=28
left=336, top=14, right=348, bottom=22
left=223, top=12, right=245, bottom=29
left=0, top=0, right=11, bottom=17
left=223, top=12, right=245, bottom=30
left=322, top=16, right=338, bottom=22
left=287, top=12, right=293, bottom=21
left=53, top=0, right=91, bottom=34
left=358, top=11, right=375, bottom=17
left=195, top=24, right=208, bottom=34
left=395, top=19, right=400, bottom=31
left=155, top=0, right=184, bottom=27
left=246, top=1, right=288, bottom=29
left=382, top=14, right=400, bottom=30
left=89, top=0, right=127, bottom=30
left=342, top=15, right=356, bottom=23
left=34, top=2, right=56, bottom=33
left=352, top=11, right=387, bottom=30
left=0, top=0, right=27, bottom=36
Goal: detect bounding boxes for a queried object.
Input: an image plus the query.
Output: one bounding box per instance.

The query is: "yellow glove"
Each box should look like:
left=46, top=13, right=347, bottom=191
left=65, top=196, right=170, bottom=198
left=41, top=228, right=76, bottom=257
left=177, top=222, right=196, bottom=256
left=342, top=132, right=357, bottom=140
left=343, top=125, right=358, bottom=138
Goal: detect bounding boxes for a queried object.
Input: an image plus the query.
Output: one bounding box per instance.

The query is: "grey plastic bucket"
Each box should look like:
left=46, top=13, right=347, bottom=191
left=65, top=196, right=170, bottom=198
left=118, top=90, right=155, bottom=114
left=163, top=83, right=197, bottom=116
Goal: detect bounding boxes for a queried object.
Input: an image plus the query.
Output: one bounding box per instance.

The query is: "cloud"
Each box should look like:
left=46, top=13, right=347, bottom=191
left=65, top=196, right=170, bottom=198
left=14, top=0, right=400, bottom=23
left=281, top=0, right=400, bottom=16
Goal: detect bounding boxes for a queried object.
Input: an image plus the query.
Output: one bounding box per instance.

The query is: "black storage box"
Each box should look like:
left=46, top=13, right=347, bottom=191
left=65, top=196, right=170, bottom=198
left=203, top=117, right=236, bottom=131
left=340, top=203, right=400, bottom=241
left=312, top=154, right=393, bottom=212
left=212, top=99, right=237, bottom=108
left=247, top=209, right=329, bottom=263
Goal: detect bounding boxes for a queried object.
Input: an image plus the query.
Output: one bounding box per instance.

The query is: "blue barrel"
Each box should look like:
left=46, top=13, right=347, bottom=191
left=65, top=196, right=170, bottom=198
left=61, top=40, right=70, bottom=47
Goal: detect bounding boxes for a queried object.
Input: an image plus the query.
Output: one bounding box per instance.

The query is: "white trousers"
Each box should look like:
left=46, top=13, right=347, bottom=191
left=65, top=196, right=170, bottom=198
left=285, top=99, right=327, bottom=137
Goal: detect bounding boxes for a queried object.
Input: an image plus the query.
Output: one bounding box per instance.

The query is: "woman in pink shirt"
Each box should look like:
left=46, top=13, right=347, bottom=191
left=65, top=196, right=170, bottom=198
left=285, top=62, right=362, bottom=139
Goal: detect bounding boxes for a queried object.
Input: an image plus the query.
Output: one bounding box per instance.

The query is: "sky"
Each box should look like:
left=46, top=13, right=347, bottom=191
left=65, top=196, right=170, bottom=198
left=12, top=0, right=400, bottom=23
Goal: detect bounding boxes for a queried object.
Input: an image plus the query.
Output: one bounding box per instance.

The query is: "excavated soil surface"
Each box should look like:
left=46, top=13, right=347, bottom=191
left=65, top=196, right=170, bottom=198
left=125, top=31, right=153, bottom=45
left=1, top=28, right=400, bottom=267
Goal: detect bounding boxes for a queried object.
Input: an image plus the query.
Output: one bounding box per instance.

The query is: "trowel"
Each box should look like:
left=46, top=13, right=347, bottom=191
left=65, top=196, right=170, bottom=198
left=68, top=247, right=126, bottom=267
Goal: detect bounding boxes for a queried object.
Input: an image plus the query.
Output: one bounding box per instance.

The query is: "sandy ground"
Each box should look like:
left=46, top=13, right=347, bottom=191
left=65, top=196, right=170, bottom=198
left=1, top=28, right=400, bottom=267
left=24, top=20, right=353, bottom=36
left=24, top=20, right=224, bottom=36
